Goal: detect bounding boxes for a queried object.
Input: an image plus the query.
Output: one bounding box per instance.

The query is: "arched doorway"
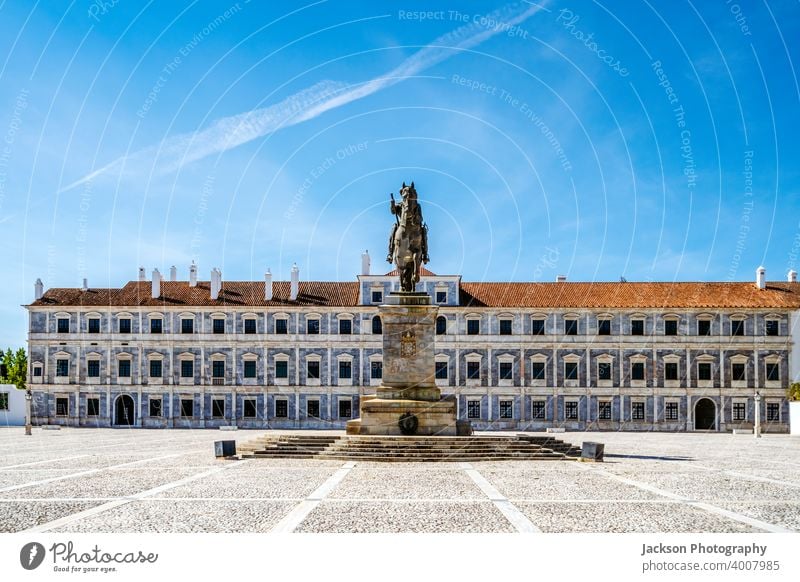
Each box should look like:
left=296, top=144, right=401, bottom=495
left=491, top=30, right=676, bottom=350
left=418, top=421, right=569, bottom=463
left=114, top=395, right=135, bottom=426
left=694, top=398, right=716, bottom=430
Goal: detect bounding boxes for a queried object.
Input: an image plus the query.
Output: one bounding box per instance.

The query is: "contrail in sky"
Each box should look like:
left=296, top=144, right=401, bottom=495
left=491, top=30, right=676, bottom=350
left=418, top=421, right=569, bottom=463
left=60, top=1, right=548, bottom=193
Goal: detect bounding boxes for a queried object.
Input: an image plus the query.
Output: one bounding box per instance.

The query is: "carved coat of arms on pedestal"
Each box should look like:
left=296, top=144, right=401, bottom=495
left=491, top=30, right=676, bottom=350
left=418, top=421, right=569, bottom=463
left=400, top=331, right=417, bottom=357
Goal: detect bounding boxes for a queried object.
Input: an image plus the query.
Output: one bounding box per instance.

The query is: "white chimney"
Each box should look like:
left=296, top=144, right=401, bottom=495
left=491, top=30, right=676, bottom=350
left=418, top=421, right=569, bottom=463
left=788, top=269, right=797, bottom=283
left=34, top=278, right=43, bottom=300
left=290, top=263, right=299, bottom=301
left=210, top=268, right=221, bottom=300
left=264, top=269, right=273, bottom=301
left=756, top=266, right=766, bottom=290
left=361, top=250, right=371, bottom=276
left=138, top=267, right=146, bottom=281
left=189, top=261, right=198, bottom=287
left=151, top=269, right=161, bottom=299
left=170, top=265, right=177, bottom=281
left=556, top=275, right=567, bottom=282
left=82, top=278, right=88, bottom=291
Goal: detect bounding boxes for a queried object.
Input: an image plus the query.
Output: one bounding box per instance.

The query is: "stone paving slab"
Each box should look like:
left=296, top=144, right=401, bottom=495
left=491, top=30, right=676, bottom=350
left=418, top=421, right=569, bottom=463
left=716, top=502, right=800, bottom=531
left=158, top=467, right=340, bottom=499
left=328, top=466, right=486, bottom=500
left=612, top=471, right=798, bottom=502
left=0, top=500, right=105, bottom=532
left=517, top=501, right=758, bottom=533
left=295, top=500, right=515, bottom=533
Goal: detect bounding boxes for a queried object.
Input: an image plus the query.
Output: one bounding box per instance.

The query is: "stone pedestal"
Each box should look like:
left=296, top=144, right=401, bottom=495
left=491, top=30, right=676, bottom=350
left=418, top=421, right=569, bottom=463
left=347, top=292, right=461, bottom=436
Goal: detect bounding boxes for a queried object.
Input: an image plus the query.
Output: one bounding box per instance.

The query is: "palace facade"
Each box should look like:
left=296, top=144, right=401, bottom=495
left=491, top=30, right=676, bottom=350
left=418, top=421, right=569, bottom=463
left=25, top=258, right=800, bottom=432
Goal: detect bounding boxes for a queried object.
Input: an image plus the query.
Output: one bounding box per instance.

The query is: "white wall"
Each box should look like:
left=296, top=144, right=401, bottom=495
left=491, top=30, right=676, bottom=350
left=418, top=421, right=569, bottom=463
left=792, top=312, right=800, bottom=382
left=0, top=384, right=27, bottom=426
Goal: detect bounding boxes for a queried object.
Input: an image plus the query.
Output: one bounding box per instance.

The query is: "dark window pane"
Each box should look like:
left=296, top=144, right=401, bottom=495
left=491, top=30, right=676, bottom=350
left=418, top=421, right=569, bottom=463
left=338, top=399, right=352, bottom=418
left=766, top=402, right=780, bottom=421
left=733, top=402, right=746, bottom=421
left=56, top=359, right=69, bottom=376
left=598, top=362, right=612, bottom=380
left=631, top=319, right=644, bottom=335
left=766, top=363, right=780, bottom=381
left=467, top=319, right=480, bottom=335
left=765, top=320, right=779, bottom=336
left=150, top=360, right=162, bottom=378
left=33, top=366, right=42, bottom=377
left=467, top=361, right=480, bottom=379
left=307, top=360, right=320, bottom=379
left=372, top=316, right=382, bottom=334
left=87, top=360, right=100, bottom=377
left=212, top=399, right=225, bottom=418
left=499, top=319, right=513, bottom=335
left=732, top=363, right=746, bottom=381
left=244, top=318, right=257, bottom=334
left=87, top=398, right=100, bottom=416
left=499, top=362, right=513, bottom=380
left=731, top=319, right=744, bottom=336
left=531, top=400, right=545, bottom=419
left=371, top=361, right=382, bottom=379
left=244, top=399, right=257, bottom=418
left=275, top=360, right=288, bottom=379
left=150, top=318, right=162, bottom=334
left=275, top=319, right=288, bottom=334
left=182, top=318, right=193, bottom=333
left=665, top=402, right=678, bottom=420
left=698, top=363, right=712, bottom=381
left=467, top=400, right=481, bottom=419
left=339, top=319, right=352, bottom=335
left=118, top=360, right=130, bottom=377
left=698, top=320, right=711, bottom=336
left=631, top=362, right=645, bottom=380
left=244, top=361, right=256, bottom=378
left=565, top=401, right=578, bottom=419
left=499, top=400, right=513, bottom=419
left=180, top=399, right=193, bottom=417
left=598, top=319, right=611, bottom=335
left=88, top=318, right=100, bottom=333
left=531, top=361, right=545, bottom=380
left=435, top=291, right=447, bottom=303
left=665, top=362, right=678, bottom=381
left=212, top=360, right=225, bottom=378
left=118, top=318, right=131, bottom=334
left=56, top=397, right=69, bottom=416
left=371, top=290, right=383, bottom=303
left=632, top=402, right=645, bottom=420
left=598, top=401, right=612, bottom=420
left=565, top=362, right=578, bottom=380
left=149, top=399, right=162, bottom=417
left=307, top=400, right=320, bottom=418
left=435, top=361, right=448, bottom=379
left=339, top=361, right=352, bottom=379
left=564, top=319, right=578, bottom=335
left=531, top=319, right=545, bottom=335
left=664, top=320, right=678, bottom=335
left=213, top=318, right=225, bottom=334
left=436, top=316, right=447, bottom=335
left=57, top=318, right=70, bottom=333
left=274, top=399, right=287, bottom=418
left=181, top=360, right=193, bottom=378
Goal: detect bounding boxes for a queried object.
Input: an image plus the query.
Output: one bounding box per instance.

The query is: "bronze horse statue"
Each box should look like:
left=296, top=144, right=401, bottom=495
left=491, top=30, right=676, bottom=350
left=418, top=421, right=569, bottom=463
left=387, top=182, right=429, bottom=292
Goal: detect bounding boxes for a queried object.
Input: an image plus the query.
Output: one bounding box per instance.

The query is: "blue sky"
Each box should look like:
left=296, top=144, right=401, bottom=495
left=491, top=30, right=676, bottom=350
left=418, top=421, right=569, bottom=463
left=0, top=0, right=798, bottom=347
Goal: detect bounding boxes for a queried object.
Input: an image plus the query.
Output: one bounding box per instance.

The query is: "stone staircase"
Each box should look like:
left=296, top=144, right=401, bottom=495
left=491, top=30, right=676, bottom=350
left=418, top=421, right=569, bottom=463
left=240, top=434, right=580, bottom=462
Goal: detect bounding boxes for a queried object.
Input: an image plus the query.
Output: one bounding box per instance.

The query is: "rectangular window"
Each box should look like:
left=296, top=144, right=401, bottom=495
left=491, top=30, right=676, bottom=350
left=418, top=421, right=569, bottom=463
left=57, top=318, right=70, bottom=333
left=275, top=318, right=288, bottom=334
left=766, top=402, right=780, bottom=422
left=307, top=319, right=320, bottom=335
left=307, top=360, right=320, bottom=380
left=118, top=360, right=131, bottom=378
left=435, top=361, right=448, bottom=379
left=150, top=318, right=162, bottom=334
left=275, top=360, right=288, bottom=379
left=499, top=319, right=513, bottom=335
left=436, top=316, right=447, bottom=335
left=339, top=360, right=352, bottom=379
left=665, top=402, right=679, bottom=421
left=564, top=319, right=578, bottom=335
left=598, top=401, right=612, bottom=420
left=339, top=319, right=352, bottom=335
left=531, top=400, right=546, bottom=419
left=564, top=361, right=578, bottom=380
left=371, top=290, right=383, bottom=303
left=274, top=399, right=288, bottom=418
left=149, top=359, right=162, bottom=378
left=212, top=360, right=225, bottom=378
left=731, top=363, right=746, bottom=381
left=307, top=400, right=320, bottom=418
left=531, top=318, right=545, bottom=335
left=499, top=400, right=513, bottom=419
left=56, top=359, right=69, bottom=377
left=338, top=399, right=352, bottom=419
left=33, top=366, right=42, bottom=377
left=467, top=319, right=480, bottom=335
left=467, top=400, right=481, bottom=419
left=664, top=320, right=678, bottom=336
left=631, top=402, right=645, bottom=421
left=86, top=398, right=100, bottom=416
left=435, top=290, right=447, bottom=303
left=665, top=362, right=678, bottom=381
left=244, top=318, right=257, bottom=334
left=698, top=362, right=712, bottom=381
left=766, top=362, right=780, bottom=382
left=598, top=362, right=612, bottom=381
left=180, top=398, right=193, bottom=417
left=0, top=392, right=7, bottom=411
left=598, top=319, right=611, bottom=335
left=181, top=318, right=193, bottom=333
left=698, top=320, right=711, bottom=336
left=631, top=319, right=644, bottom=336
left=181, top=360, right=194, bottom=378
left=118, top=318, right=131, bottom=334
left=88, top=318, right=100, bottom=333
left=732, top=402, right=746, bottom=421
left=212, top=398, right=225, bottom=418
left=149, top=398, right=162, bottom=418
left=499, top=361, right=513, bottom=380
left=731, top=319, right=744, bottom=336
left=565, top=401, right=578, bottom=420
left=87, top=360, right=100, bottom=378
left=56, top=397, right=69, bottom=416
left=467, top=361, right=480, bottom=380
left=213, top=318, right=225, bottom=334
left=765, top=320, right=779, bottom=336
left=243, top=399, right=257, bottom=418
left=244, top=360, right=257, bottom=379
left=371, top=361, right=382, bottom=379
left=531, top=361, right=545, bottom=380
left=631, top=362, right=645, bottom=381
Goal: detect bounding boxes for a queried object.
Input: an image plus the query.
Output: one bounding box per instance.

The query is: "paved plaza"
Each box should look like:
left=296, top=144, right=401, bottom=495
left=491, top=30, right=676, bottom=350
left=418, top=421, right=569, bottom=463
left=0, top=428, right=799, bottom=533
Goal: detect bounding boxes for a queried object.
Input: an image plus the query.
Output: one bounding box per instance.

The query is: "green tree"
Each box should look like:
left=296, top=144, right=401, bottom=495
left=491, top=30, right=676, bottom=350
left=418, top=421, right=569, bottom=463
left=788, top=382, right=800, bottom=402
left=0, top=348, right=27, bottom=390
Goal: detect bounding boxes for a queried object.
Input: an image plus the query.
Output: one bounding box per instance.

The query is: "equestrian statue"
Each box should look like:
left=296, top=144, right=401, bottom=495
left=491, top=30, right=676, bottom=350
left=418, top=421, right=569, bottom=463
left=387, top=181, right=429, bottom=292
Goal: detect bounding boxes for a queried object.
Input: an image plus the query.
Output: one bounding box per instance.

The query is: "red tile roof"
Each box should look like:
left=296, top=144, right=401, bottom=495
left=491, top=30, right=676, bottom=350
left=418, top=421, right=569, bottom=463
left=384, top=267, right=439, bottom=277
left=29, top=279, right=800, bottom=309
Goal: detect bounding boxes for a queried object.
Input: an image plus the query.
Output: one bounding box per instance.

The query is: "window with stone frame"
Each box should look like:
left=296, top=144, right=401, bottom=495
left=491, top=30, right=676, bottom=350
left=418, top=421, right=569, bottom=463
left=307, top=360, right=320, bottom=380
left=531, top=318, right=546, bottom=335
left=531, top=400, right=546, bottom=419
left=275, top=360, right=288, bottom=379
left=88, top=318, right=100, bottom=333
left=339, top=318, right=352, bottom=335
left=212, top=361, right=225, bottom=379
left=56, top=359, right=69, bottom=376
left=435, top=361, right=448, bottom=379
left=149, top=359, right=162, bottom=378
left=33, top=365, right=42, bottom=377
left=597, top=318, right=611, bottom=335
left=499, top=361, right=513, bottom=380
left=565, top=400, right=578, bottom=420
left=664, top=318, right=678, bottom=336
left=149, top=398, right=162, bottom=417
left=467, top=318, right=480, bottom=335
left=564, top=361, right=578, bottom=380
left=597, top=362, right=612, bottom=381
left=180, top=359, right=194, bottom=378
left=372, top=316, right=382, bottom=334
left=435, top=290, right=448, bottom=304
left=697, top=362, right=712, bottom=381
left=766, top=362, right=780, bottom=382
left=499, top=400, right=513, bottom=419
left=665, top=362, right=679, bottom=381
left=766, top=402, right=780, bottom=422
left=243, top=399, right=257, bottom=418
left=631, top=318, right=644, bottom=336
left=307, top=399, right=320, bottom=418
left=697, top=319, right=712, bottom=336
left=531, top=361, right=545, bottom=380
left=371, top=290, right=383, bottom=304
left=57, top=317, right=70, bottom=333
left=339, top=360, right=352, bottom=380
left=765, top=319, right=780, bottom=336
left=87, top=397, right=100, bottom=416
left=631, top=361, right=645, bottom=381
left=244, top=360, right=257, bottom=379
left=118, top=318, right=131, bottom=333
left=731, top=363, right=746, bottom=381
left=213, top=318, right=225, bottom=334
left=499, top=318, right=513, bottom=335
left=631, top=401, right=645, bottom=420
left=180, top=398, right=193, bottom=417
left=118, top=359, right=131, bottom=378
left=87, top=360, right=100, bottom=378
left=244, top=318, right=257, bottom=334
left=338, top=399, right=352, bottom=419
left=275, top=318, right=288, bottom=334
left=665, top=401, right=679, bottom=420
left=436, top=316, right=447, bottom=335
left=212, top=398, right=225, bottom=418
left=150, top=318, right=162, bottom=334
left=732, top=402, right=746, bottom=421
left=56, top=397, right=69, bottom=416
left=598, top=400, right=612, bottom=420
left=467, top=361, right=480, bottom=380
left=731, top=318, right=745, bottom=336
left=564, top=318, right=578, bottom=335
left=181, top=318, right=194, bottom=334
left=371, top=361, right=382, bottom=379
left=467, top=399, right=481, bottom=419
